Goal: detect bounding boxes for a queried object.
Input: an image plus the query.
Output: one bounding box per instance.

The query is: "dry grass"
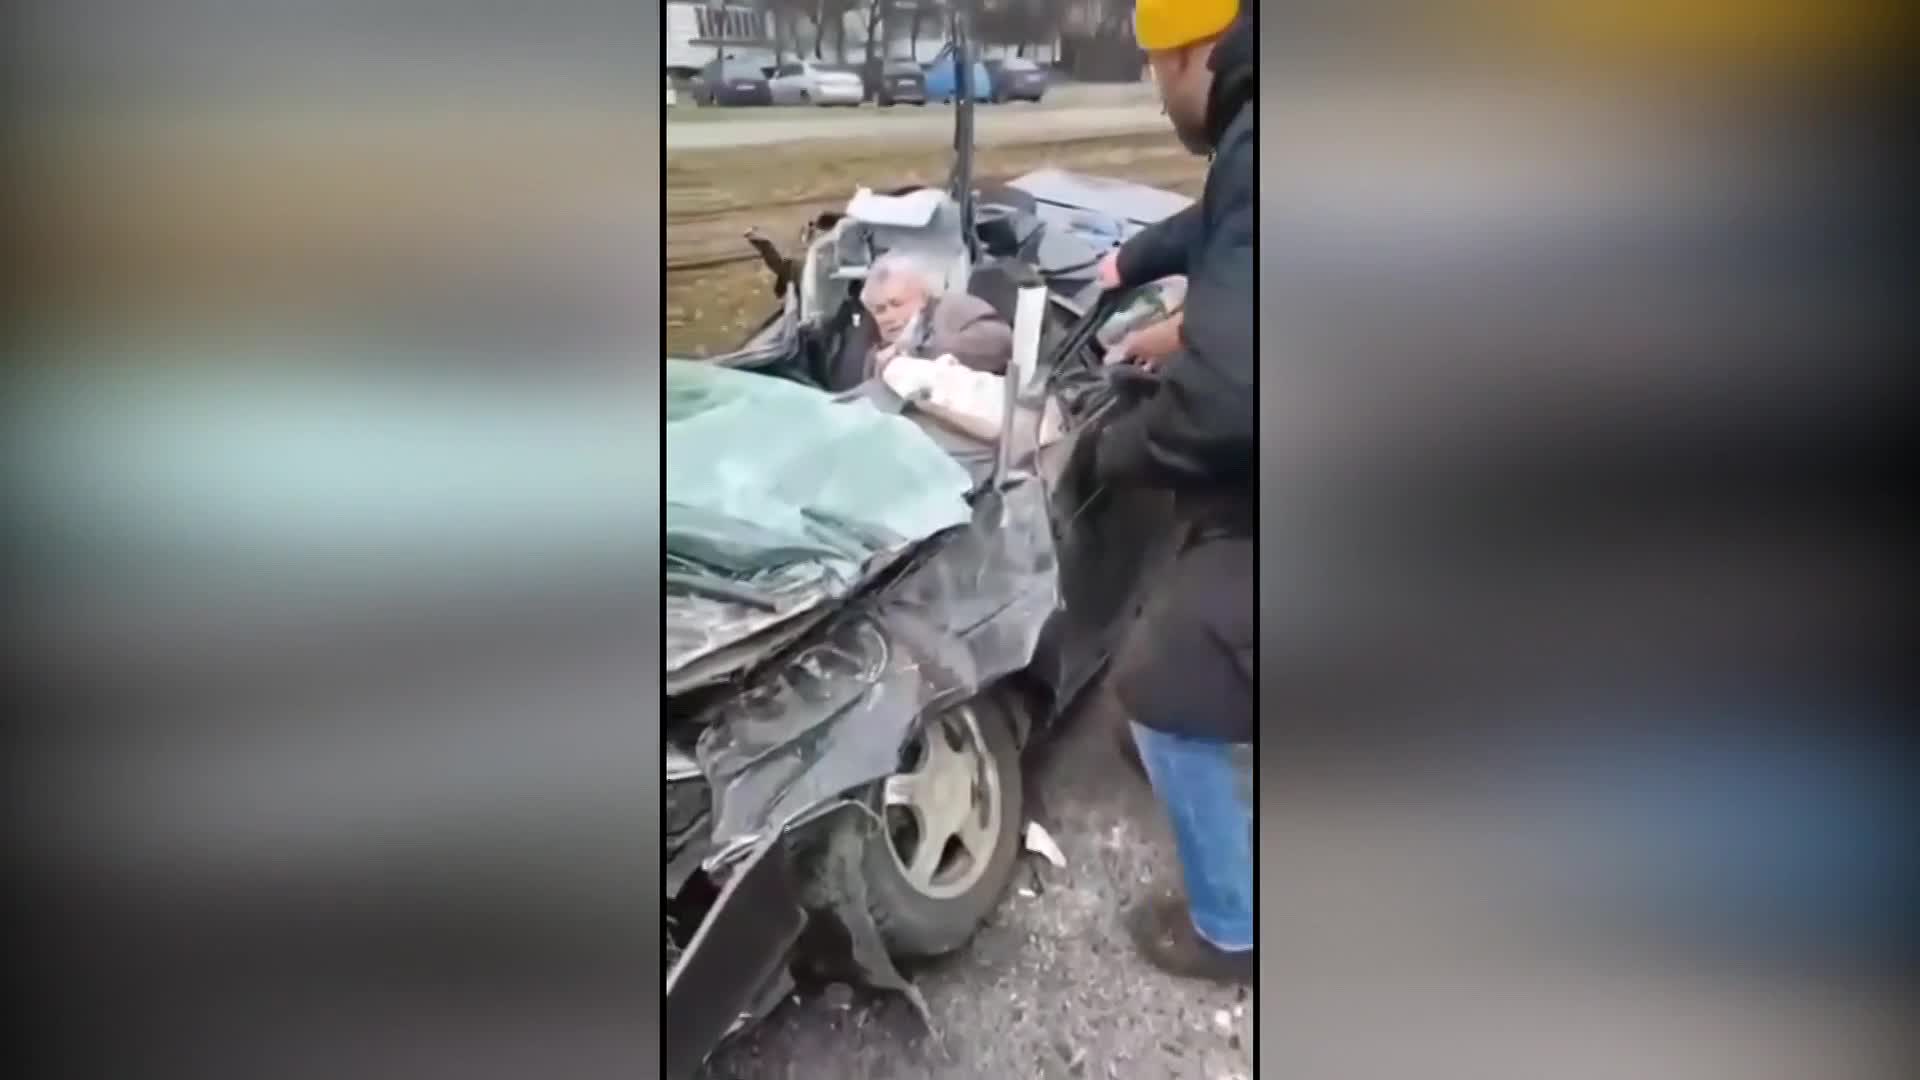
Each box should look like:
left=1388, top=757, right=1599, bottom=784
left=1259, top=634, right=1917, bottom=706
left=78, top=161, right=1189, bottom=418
left=667, top=261, right=783, bottom=357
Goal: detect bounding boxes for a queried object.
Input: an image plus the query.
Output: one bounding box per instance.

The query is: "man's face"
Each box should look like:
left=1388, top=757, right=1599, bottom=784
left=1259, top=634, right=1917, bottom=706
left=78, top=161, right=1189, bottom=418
left=1147, top=46, right=1213, bottom=155
left=864, top=272, right=930, bottom=345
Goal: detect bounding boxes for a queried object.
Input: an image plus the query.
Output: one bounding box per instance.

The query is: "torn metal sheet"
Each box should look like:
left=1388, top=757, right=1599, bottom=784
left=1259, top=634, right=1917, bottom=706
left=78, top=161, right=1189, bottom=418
left=695, top=473, right=1058, bottom=870
left=1008, top=167, right=1195, bottom=230
left=663, top=832, right=807, bottom=1080
left=1001, top=168, right=1195, bottom=316
left=845, top=186, right=948, bottom=228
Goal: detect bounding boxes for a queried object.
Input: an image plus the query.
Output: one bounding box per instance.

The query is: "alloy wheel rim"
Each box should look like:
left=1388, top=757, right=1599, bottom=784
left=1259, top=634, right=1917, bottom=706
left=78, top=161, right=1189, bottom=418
left=882, top=706, right=1002, bottom=900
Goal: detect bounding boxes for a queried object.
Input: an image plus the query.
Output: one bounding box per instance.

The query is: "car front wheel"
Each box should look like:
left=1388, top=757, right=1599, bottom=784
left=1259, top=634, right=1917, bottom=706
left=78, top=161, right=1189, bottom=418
left=862, top=695, right=1024, bottom=958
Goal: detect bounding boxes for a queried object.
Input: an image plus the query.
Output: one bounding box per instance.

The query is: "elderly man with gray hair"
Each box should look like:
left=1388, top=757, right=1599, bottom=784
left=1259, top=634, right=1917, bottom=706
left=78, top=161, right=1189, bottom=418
left=855, top=252, right=1013, bottom=384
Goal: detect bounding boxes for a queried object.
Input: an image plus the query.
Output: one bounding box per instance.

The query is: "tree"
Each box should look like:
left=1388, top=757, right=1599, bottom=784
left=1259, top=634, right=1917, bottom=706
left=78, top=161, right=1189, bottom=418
left=976, top=0, right=1061, bottom=60
left=810, top=0, right=857, bottom=60
left=861, top=0, right=898, bottom=72
left=762, top=0, right=815, bottom=64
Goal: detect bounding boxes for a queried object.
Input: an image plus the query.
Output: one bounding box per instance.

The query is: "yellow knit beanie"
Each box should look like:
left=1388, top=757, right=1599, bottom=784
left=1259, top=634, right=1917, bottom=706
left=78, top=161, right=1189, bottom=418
left=1134, top=0, right=1240, bottom=52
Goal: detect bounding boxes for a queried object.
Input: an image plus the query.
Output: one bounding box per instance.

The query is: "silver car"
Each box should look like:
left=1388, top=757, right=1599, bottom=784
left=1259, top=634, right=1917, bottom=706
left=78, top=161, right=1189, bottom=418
left=768, top=60, right=863, bottom=107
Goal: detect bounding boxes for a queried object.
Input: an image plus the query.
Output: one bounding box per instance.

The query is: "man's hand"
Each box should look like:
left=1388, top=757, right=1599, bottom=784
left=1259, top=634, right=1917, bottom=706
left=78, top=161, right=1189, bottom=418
left=1103, top=312, right=1185, bottom=370
left=1096, top=249, right=1123, bottom=291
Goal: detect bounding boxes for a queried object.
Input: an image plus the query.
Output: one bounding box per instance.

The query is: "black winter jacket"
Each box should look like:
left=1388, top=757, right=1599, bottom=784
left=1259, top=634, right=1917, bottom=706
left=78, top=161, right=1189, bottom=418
left=1093, top=17, right=1255, bottom=530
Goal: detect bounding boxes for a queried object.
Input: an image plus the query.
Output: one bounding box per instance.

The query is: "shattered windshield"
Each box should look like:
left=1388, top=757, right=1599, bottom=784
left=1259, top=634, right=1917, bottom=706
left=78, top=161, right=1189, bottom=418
left=665, top=359, right=974, bottom=600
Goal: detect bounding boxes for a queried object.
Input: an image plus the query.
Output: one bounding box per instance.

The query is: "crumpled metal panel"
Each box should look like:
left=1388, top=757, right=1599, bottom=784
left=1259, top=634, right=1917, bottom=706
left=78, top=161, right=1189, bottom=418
left=1006, top=167, right=1195, bottom=316
left=1008, top=166, right=1195, bottom=230
left=663, top=832, right=805, bottom=1080
left=664, top=359, right=975, bottom=679
left=693, top=474, right=1058, bottom=868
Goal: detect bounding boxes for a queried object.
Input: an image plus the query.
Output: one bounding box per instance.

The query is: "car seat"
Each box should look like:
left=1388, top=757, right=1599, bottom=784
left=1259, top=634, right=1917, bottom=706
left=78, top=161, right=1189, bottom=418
left=965, top=259, right=1023, bottom=327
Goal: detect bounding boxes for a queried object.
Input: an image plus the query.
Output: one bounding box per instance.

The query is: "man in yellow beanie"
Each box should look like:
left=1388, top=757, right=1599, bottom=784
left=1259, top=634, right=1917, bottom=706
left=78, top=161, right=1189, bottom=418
left=1088, top=0, right=1255, bottom=985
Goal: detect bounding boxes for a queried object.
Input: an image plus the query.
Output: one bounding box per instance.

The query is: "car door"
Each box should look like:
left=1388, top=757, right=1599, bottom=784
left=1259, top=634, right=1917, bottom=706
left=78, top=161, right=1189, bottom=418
left=1027, top=291, right=1186, bottom=702
left=767, top=63, right=794, bottom=104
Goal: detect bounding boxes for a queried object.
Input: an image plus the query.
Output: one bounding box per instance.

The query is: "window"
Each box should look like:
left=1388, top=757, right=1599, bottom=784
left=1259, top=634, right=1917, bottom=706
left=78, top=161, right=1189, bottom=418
left=696, top=6, right=761, bottom=42
left=1001, top=57, right=1038, bottom=72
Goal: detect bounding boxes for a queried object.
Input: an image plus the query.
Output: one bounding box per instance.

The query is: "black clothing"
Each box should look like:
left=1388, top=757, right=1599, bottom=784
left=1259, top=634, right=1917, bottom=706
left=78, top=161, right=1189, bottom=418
left=1097, top=18, right=1258, bottom=743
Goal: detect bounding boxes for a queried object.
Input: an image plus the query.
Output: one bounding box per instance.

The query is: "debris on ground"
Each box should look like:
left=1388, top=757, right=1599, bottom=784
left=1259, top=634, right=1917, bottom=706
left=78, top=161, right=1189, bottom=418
left=1023, top=820, right=1068, bottom=869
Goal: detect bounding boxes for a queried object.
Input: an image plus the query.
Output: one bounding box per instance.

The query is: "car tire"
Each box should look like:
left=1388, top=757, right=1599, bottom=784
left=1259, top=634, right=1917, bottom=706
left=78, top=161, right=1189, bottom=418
left=863, top=694, right=1024, bottom=959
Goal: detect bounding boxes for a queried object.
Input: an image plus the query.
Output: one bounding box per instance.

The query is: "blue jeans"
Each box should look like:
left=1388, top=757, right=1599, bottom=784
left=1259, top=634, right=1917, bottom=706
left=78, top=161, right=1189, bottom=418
left=1131, top=723, right=1255, bottom=951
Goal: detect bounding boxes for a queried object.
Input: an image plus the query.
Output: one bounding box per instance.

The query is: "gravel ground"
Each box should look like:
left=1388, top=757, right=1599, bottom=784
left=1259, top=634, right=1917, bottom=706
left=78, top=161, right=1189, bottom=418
left=700, top=685, right=1255, bottom=1080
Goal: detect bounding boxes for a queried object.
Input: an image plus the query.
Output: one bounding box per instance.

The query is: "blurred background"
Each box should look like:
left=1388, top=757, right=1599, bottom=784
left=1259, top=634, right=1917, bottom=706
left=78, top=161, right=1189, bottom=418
left=9, top=4, right=663, bottom=1079
left=1252, top=3, right=1913, bottom=1079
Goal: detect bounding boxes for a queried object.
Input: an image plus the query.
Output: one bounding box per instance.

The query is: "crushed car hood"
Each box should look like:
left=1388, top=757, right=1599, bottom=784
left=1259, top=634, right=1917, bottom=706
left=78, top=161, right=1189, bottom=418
left=692, top=473, right=1058, bottom=867
left=664, top=359, right=973, bottom=692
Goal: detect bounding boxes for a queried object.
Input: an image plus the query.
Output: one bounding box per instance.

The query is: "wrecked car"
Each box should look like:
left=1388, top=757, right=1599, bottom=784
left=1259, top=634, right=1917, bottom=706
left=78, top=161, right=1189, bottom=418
left=664, top=44, right=1196, bottom=1079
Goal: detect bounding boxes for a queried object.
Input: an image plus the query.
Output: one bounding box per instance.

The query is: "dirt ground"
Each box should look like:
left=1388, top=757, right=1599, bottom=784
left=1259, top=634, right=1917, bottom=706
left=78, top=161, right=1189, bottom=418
left=666, top=132, right=1203, bottom=356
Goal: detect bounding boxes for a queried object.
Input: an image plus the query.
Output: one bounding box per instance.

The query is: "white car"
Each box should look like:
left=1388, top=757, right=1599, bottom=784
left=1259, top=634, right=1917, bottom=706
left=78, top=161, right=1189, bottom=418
left=768, top=61, right=863, bottom=107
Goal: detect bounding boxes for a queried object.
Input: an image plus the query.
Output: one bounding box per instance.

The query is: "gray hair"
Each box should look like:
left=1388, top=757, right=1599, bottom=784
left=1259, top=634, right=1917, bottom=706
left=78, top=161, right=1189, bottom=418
left=866, top=251, right=945, bottom=297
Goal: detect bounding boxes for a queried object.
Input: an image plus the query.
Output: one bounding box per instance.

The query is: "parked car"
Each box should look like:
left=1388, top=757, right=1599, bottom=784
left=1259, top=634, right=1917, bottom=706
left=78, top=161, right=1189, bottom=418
left=866, top=58, right=928, bottom=106
left=923, top=52, right=994, bottom=103
left=662, top=64, right=1196, bottom=1079
left=769, top=60, right=865, bottom=106
left=693, top=58, right=772, bottom=106
left=985, top=56, right=1049, bottom=103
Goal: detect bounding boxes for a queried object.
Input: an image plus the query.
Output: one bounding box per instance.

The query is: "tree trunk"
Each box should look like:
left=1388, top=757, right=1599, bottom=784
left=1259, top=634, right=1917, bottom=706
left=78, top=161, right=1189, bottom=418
left=908, top=3, right=922, bottom=61
left=863, top=1, right=884, bottom=68
left=814, top=0, right=828, bottom=58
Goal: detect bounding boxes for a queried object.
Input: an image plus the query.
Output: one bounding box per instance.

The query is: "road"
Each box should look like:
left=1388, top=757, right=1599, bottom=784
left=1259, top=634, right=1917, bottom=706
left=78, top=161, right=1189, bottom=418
left=700, top=685, right=1256, bottom=1080
left=666, top=89, right=1165, bottom=152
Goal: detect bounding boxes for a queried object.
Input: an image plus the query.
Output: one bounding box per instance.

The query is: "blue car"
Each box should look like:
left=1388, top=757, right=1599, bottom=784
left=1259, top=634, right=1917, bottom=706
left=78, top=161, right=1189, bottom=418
left=923, top=51, right=993, bottom=103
